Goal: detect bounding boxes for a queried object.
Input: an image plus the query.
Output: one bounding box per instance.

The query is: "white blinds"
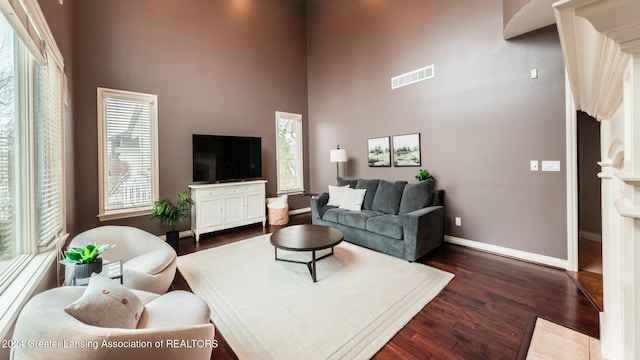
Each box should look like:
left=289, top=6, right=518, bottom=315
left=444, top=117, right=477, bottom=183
left=98, top=88, right=158, bottom=217
left=35, top=52, right=63, bottom=247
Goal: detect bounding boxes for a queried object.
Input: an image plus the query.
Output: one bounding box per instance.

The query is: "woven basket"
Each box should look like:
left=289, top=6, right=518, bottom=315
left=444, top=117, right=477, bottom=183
left=268, top=205, right=289, bottom=225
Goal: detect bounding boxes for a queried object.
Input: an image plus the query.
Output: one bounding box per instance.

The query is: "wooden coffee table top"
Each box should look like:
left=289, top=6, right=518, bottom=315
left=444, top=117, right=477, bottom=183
left=270, top=224, right=343, bottom=252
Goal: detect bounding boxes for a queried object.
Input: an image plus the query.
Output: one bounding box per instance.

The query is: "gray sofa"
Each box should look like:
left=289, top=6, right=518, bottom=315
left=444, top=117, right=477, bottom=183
left=311, top=177, right=444, bottom=261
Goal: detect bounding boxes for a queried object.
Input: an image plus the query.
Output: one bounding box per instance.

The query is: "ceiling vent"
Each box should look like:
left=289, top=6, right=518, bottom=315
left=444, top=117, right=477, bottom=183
left=391, top=65, right=435, bottom=90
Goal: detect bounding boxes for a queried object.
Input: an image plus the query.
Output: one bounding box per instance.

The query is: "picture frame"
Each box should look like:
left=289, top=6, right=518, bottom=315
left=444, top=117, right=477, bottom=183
left=367, top=137, right=391, bottom=167
left=392, top=133, right=421, bottom=167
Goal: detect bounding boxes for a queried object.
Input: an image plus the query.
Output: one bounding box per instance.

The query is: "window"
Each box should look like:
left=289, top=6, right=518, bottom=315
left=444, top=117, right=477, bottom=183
left=275, top=111, right=304, bottom=195
left=35, top=46, right=64, bottom=247
left=0, top=0, right=66, bottom=337
left=0, top=13, right=19, bottom=282
left=97, top=88, right=158, bottom=221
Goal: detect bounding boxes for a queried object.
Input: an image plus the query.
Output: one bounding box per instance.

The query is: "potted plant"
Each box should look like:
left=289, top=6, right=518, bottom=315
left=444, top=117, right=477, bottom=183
left=415, top=169, right=434, bottom=183
left=60, top=243, right=115, bottom=279
left=151, top=190, right=195, bottom=249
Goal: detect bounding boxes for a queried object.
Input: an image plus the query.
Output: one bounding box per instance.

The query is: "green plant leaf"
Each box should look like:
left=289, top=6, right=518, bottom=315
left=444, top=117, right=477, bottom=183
left=59, top=242, right=115, bottom=265
left=150, top=190, right=194, bottom=231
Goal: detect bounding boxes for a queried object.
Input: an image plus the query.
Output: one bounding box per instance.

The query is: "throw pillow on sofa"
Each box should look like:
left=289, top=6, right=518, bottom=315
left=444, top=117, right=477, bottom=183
left=327, top=185, right=350, bottom=206
left=65, top=273, right=144, bottom=329
left=371, top=180, right=407, bottom=215
left=338, top=188, right=367, bottom=211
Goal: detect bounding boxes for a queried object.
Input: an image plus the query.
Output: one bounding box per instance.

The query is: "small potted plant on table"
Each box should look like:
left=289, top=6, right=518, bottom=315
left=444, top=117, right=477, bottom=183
left=60, top=243, right=115, bottom=280
left=151, top=190, right=195, bottom=250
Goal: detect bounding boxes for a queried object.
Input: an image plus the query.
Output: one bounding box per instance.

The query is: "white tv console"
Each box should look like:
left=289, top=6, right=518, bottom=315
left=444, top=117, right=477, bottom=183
left=189, top=180, right=267, bottom=241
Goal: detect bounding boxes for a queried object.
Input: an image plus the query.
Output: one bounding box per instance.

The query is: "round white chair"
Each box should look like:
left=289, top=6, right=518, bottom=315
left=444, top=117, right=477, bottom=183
left=11, top=287, right=214, bottom=360
left=65, top=226, right=177, bottom=294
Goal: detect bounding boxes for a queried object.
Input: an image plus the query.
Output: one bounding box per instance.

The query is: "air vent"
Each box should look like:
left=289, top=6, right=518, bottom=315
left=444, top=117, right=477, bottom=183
left=391, top=65, right=435, bottom=90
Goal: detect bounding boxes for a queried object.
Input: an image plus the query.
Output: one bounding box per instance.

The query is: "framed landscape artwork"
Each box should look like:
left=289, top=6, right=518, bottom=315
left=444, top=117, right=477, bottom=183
left=393, top=133, right=421, bottom=167
left=367, top=137, right=391, bottom=167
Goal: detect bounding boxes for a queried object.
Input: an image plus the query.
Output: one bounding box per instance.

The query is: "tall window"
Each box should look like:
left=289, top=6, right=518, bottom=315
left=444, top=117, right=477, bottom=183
left=97, top=88, right=158, bottom=221
left=0, top=0, right=65, bottom=300
left=275, top=111, right=304, bottom=195
left=0, top=14, right=18, bottom=281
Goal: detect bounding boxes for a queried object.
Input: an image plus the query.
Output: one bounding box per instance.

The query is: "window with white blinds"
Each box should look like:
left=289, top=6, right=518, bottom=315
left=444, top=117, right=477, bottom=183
left=275, top=111, right=304, bottom=195
left=97, top=88, right=158, bottom=220
left=0, top=0, right=66, bottom=304
left=35, top=53, right=64, bottom=247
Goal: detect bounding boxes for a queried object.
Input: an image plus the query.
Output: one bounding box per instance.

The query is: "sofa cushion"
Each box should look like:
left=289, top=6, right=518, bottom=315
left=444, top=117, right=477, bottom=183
left=337, top=176, right=358, bottom=188
left=65, top=273, right=144, bottom=329
left=371, top=180, right=408, bottom=215
left=322, top=208, right=347, bottom=223
left=338, top=210, right=381, bottom=230
left=398, top=181, right=433, bottom=215
left=339, top=188, right=367, bottom=211
left=366, top=214, right=404, bottom=240
left=356, top=179, right=379, bottom=210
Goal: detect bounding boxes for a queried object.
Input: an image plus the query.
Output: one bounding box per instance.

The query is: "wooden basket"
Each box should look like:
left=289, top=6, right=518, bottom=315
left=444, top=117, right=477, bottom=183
left=268, top=205, right=289, bottom=225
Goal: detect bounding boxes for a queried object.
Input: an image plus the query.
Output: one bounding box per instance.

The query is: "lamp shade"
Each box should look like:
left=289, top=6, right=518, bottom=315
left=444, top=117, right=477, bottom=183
left=330, top=149, right=347, bottom=163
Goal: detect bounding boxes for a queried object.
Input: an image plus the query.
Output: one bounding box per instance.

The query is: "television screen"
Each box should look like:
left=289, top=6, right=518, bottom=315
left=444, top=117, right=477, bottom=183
left=192, top=134, right=262, bottom=182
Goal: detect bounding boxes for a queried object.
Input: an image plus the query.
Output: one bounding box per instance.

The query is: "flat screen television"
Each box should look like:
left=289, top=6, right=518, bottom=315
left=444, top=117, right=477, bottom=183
left=192, top=134, right=262, bottom=183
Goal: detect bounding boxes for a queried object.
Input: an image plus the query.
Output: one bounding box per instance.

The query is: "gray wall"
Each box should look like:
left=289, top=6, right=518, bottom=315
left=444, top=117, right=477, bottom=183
left=44, top=0, right=569, bottom=259
left=306, top=0, right=568, bottom=259
left=71, top=0, right=309, bottom=236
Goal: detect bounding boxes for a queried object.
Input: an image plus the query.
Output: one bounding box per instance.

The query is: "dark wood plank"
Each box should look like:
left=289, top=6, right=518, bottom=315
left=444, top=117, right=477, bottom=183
left=171, top=213, right=600, bottom=359
left=567, top=270, right=604, bottom=311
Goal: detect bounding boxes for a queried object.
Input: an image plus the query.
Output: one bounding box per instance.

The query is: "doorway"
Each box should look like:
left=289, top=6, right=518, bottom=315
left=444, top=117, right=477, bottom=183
left=570, top=111, right=603, bottom=310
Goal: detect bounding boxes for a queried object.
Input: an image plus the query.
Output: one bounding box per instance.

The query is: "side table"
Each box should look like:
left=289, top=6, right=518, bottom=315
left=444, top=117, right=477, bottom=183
left=70, top=259, right=123, bottom=286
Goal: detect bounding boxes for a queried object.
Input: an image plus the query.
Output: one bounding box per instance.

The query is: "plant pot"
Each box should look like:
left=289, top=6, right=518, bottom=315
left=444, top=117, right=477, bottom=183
left=166, top=230, right=179, bottom=250
left=74, top=257, right=103, bottom=279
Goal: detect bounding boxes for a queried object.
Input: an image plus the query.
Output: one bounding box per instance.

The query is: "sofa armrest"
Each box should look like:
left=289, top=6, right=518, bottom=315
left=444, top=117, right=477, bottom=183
left=310, top=193, right=329, bottom=223
left=401, top=206, right=444, bottom=261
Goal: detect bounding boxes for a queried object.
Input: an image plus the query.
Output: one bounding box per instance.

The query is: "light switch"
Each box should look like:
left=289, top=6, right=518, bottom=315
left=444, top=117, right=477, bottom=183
left=530, top=160, right=539, bottom=171
left=541, top=160, right=561, bottom=172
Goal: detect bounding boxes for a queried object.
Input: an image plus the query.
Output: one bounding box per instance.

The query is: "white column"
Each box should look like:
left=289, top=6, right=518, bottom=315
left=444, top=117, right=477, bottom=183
left=627, top=54, right=640, bottom=358
left=613, top=55, right=640, bottom=359
left=599, top=159, right=623, bottom=359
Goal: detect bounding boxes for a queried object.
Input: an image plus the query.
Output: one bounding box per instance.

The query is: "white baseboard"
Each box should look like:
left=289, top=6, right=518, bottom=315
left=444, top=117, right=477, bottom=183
left=158, top=230, right=194, bottom=241
left=289, top=207, right=311, bottom=216
left=579, top=230, right=602, bottom=243
left=445, top=235, right=569, bottom=269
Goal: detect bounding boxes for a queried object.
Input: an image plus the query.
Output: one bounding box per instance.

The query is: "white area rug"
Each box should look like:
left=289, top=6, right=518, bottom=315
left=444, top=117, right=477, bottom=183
left=177, top=234, right=454, bottom=360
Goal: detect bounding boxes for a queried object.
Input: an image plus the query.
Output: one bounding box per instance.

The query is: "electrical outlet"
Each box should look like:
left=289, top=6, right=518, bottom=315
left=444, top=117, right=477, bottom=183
left=455, top=217, right=462, bottom=227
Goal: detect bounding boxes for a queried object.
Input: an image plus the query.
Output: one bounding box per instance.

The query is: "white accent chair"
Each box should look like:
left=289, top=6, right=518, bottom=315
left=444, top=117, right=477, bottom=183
left=65, top=226, right=177, bottom=294
left=11, top=287, right=215, bottom=360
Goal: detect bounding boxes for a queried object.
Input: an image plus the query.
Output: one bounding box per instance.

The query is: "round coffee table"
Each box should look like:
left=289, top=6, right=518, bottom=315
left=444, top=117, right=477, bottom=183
left=270, top=224, right=344, bottom=282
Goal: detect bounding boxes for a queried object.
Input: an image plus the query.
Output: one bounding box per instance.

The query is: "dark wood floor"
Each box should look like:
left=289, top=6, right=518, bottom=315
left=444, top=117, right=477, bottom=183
left=172, top=213, right=600, bottom=360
